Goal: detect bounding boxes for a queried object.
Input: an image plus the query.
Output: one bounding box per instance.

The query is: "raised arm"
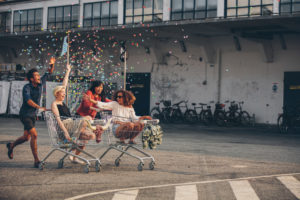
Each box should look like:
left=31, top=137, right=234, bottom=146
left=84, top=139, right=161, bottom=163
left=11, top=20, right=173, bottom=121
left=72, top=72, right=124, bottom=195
left=51, top=101, right=71, bottom=141
left=41, top=57, right=56, bottom=84
left=62, top=64, right=71, bottom=88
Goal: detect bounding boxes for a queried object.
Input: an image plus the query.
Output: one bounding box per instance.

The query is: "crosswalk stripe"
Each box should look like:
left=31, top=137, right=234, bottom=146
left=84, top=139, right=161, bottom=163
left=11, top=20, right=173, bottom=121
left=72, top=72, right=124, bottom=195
left=229, top=180, right=260, bottom=200
left=277, top=176, right=300, bottom=199
left=112, top=190, right=138, bottom=200
left=175, top=185, right=198, bottom=200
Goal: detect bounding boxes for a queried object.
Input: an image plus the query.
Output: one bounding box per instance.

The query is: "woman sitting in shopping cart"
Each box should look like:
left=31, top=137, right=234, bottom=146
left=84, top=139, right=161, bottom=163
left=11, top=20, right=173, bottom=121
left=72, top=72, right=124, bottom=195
left=84, top=90, right=152, bottom=144
left=51, top=64, right=101, bottom=164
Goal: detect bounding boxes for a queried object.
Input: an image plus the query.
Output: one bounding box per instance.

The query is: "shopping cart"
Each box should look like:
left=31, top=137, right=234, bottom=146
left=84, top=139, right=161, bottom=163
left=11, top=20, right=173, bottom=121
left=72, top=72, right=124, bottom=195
left=39, top=111, right=102, bottom=173
left=98, top=113, right=161, bottom=171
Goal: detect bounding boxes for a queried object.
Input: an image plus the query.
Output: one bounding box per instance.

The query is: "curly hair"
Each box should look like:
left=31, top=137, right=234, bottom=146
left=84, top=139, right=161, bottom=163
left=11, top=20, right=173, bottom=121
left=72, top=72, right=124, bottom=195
left=113, top=90, right=136, bottom=106
left=89, top=80, right=106, bottom=102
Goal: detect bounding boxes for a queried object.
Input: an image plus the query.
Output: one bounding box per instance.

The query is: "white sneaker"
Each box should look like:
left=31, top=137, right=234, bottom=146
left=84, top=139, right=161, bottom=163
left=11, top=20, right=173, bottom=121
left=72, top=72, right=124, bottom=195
left=68, top=155, right=85, bottom=165
left=73, top=157, right=85, bottom=165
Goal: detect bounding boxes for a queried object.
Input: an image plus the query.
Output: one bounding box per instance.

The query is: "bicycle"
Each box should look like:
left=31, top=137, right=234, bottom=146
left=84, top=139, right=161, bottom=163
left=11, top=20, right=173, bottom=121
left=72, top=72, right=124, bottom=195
left=184, top=102, right=205, bottom=124
left=150, top=100, right=164, bottom=121
left=213, top=102, right=226, bottom=126
left=170, top=100, right=189, bottom=123
left=277, top=105, right=300, bottom=133
left=225, top=101, right=240, bottom=126
left=237, top=101, right=251, bottom=126
left=201, top=101, right=215, bottom=126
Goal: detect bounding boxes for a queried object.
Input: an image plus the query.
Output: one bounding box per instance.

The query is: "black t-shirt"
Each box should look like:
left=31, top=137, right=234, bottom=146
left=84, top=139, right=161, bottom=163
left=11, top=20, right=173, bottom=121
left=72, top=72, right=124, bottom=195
left=57, top=103, right=71, bottom=117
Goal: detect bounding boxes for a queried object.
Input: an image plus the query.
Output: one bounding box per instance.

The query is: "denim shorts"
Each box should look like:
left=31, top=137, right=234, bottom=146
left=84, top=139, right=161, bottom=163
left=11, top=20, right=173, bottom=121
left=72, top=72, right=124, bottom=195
left=112, top=124, right=120, bottom=137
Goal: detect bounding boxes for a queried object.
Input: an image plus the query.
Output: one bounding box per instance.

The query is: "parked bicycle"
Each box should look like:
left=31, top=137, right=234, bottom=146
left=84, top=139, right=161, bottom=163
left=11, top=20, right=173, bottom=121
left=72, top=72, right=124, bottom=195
left=277, top=105, right=300, bottom=133
left=150, top=100, right=172, bottom=123
left=170, top=100, right=190, bottom=123
left=237, top=101, right=251, bottom=126
left=213, top=102, right=227, bottom=126
left=225, top=101, right=240, bottom=126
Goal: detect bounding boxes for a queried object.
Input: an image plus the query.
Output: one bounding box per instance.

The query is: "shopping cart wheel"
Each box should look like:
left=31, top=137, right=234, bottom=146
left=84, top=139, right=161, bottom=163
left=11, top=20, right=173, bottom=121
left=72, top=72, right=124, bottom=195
left=149, top=161, right=155, bottom=170
left=115, top=158, right=120, bottom=167
left=138, top=162, right=144, bottom=171
left=84, top=165, right=90, bottom=173
left=95, top=161, right=101, bottom=172
left=58, top=159, right=64, bottom=169
left=39, top=162, right=45, bottom=170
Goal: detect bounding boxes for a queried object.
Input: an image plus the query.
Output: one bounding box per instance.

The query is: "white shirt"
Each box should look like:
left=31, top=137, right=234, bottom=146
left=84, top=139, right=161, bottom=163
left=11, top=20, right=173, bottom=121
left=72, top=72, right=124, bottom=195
left=96, top=101, right=139, bottom=122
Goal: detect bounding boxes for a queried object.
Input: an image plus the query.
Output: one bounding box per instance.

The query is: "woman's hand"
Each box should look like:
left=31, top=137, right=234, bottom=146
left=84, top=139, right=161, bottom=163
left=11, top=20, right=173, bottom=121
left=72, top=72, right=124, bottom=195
left=83, top=93, right=91, bottom=102
left=65, top=133, right=72, bottom=141
left=139, top=116, right=152, bottom=120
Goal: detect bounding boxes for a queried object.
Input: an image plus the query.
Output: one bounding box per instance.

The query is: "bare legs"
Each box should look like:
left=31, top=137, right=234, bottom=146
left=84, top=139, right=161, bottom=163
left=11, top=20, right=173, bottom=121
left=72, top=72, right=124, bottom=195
left=8, top=128, right=40, bottom=165
left=115, top=122, right=144, bottom=144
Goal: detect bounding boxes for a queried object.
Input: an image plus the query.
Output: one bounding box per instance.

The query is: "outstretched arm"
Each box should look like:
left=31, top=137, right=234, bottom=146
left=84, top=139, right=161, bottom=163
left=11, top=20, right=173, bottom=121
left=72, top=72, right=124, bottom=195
left=51, top=101, right=71, bottom=141
left=62, top=64, right=71, bottom=88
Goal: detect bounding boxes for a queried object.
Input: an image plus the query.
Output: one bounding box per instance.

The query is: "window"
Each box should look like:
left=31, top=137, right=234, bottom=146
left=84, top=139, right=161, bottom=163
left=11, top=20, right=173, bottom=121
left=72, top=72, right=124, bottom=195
left=48, top=5, right=79, bottom=30
left=226, top=0, right=273, bottom=18
left=124, top=0, right=163, bottom=24
left=13, top=9, right=42, bottom=32
left=171, top=0, right=217, bottom=20
left=280, top=0, right=300, bottom=15
left=83, top=1, right=118, bottom=27
left=0, top=12, right=11, bottom=33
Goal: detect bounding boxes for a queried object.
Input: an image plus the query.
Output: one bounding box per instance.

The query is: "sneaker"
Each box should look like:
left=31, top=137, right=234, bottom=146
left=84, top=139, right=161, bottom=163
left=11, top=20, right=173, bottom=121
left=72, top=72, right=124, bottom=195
left=69, top=155, right=85, bottom=165
left=34, top=161, right=41, bottom=168
left=73, top=157, right=85, bottom=165
left=6, top=142, right=13, bottom=159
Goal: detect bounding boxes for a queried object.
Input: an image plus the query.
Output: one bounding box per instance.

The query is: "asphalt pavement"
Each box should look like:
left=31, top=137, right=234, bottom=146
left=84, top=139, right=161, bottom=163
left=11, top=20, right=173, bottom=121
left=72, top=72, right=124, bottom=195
left=0, top=117, right=300, bottom=200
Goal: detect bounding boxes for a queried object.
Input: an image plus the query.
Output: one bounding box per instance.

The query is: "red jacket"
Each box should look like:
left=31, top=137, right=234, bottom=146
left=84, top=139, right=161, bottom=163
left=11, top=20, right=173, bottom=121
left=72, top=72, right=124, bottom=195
left=76, top=90, right=111, bottom=119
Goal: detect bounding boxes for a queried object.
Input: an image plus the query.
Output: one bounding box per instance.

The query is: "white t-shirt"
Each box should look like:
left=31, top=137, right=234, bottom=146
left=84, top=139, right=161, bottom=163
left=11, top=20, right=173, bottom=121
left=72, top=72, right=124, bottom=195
left=96, top=101, right=139, bottom=122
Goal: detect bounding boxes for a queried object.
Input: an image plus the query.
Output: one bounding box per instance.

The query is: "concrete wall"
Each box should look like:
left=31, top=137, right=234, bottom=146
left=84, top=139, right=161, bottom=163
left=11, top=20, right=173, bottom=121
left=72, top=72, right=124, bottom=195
left=1, top=33, right=300, bottom=123
left=123, top=34, right=300, bottom=124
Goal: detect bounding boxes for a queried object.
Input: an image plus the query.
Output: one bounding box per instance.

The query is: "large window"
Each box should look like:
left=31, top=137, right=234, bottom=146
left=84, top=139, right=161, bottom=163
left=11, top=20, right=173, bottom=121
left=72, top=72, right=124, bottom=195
left=83, top=1, right=118, bottom=27
left=226, top=0, right=273, bottom=18
left=48, top=5, right=79, bottom=30
left=125, top=0, right=163, bottom=24
left=13, top=9, right=42, bottom=32
left=0, top=12, right=11, bottom=33
left=171, top=0, right=217, bottom=20
left=280, top=0, right=300, bottom=15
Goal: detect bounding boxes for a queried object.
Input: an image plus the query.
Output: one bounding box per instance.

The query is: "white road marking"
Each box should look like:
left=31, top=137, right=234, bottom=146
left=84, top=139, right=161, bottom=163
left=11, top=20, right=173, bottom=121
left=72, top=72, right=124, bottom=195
left=65, top=172, right=300, bottom=200
left=277, top=176, right=300, bottom=199
left=175, top=185, right=198, bottom=200
left=112, top=190, right=138, bottom=200
left=229, top=180, right=259, bottom=200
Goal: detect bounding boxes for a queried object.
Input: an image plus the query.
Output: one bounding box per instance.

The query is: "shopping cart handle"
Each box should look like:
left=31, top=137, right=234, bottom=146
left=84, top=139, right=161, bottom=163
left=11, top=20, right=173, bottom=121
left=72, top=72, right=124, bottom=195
left=142, top=119, right=159, bottom=124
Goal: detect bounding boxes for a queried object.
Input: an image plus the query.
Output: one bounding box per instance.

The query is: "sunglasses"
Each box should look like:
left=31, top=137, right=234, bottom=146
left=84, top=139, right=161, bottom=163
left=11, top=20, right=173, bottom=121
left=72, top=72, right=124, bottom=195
left=116, top=96, right=123, bottom=99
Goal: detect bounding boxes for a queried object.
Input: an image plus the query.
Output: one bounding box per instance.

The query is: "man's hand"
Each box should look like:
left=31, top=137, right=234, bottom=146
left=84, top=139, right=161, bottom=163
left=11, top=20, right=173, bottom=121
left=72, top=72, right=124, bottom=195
left=49, top=57, right=56, bottom=74
left=39, top=107, right=47, bottom=112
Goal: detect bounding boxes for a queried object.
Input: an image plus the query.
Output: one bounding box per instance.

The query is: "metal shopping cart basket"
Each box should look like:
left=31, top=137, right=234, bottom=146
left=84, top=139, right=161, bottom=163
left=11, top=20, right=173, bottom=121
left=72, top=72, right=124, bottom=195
left=39, top=111, right=102, bottom=173
left=98, top=113, right=162, bottom=171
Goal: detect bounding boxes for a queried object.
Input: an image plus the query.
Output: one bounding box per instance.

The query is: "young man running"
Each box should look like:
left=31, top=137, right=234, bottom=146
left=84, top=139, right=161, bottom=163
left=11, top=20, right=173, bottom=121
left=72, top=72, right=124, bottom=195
left=6, top=58, right=55, bottom=168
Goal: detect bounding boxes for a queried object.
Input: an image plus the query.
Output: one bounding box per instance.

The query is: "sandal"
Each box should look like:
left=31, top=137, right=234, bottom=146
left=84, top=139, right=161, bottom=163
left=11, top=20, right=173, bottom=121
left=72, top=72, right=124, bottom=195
left=128, top=141, right=137, bottom=145
left=6, top=142, right=13, bottom=159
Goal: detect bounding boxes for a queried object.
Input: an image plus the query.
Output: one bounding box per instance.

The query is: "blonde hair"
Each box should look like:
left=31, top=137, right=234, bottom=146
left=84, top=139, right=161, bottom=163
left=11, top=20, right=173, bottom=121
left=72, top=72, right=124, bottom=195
left=53, top=85, right=66, bottom=97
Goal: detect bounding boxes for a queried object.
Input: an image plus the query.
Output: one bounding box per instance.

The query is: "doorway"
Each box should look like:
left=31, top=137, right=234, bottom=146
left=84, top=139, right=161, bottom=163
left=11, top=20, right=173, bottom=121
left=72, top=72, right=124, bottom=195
left=284, top=72, right=300, bottom=108
left=126, top=73, right=151, bottom=115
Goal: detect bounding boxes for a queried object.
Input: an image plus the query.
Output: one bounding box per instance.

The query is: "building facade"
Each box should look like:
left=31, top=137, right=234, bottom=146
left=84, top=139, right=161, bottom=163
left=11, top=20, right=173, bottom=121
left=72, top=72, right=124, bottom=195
left=0, top=0, right=300, bottom=124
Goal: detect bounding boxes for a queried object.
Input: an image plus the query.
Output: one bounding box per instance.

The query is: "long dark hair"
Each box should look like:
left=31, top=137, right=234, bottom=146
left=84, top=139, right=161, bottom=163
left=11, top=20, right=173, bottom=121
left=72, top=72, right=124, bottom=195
left=89, top=80, right=106, bottom=101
